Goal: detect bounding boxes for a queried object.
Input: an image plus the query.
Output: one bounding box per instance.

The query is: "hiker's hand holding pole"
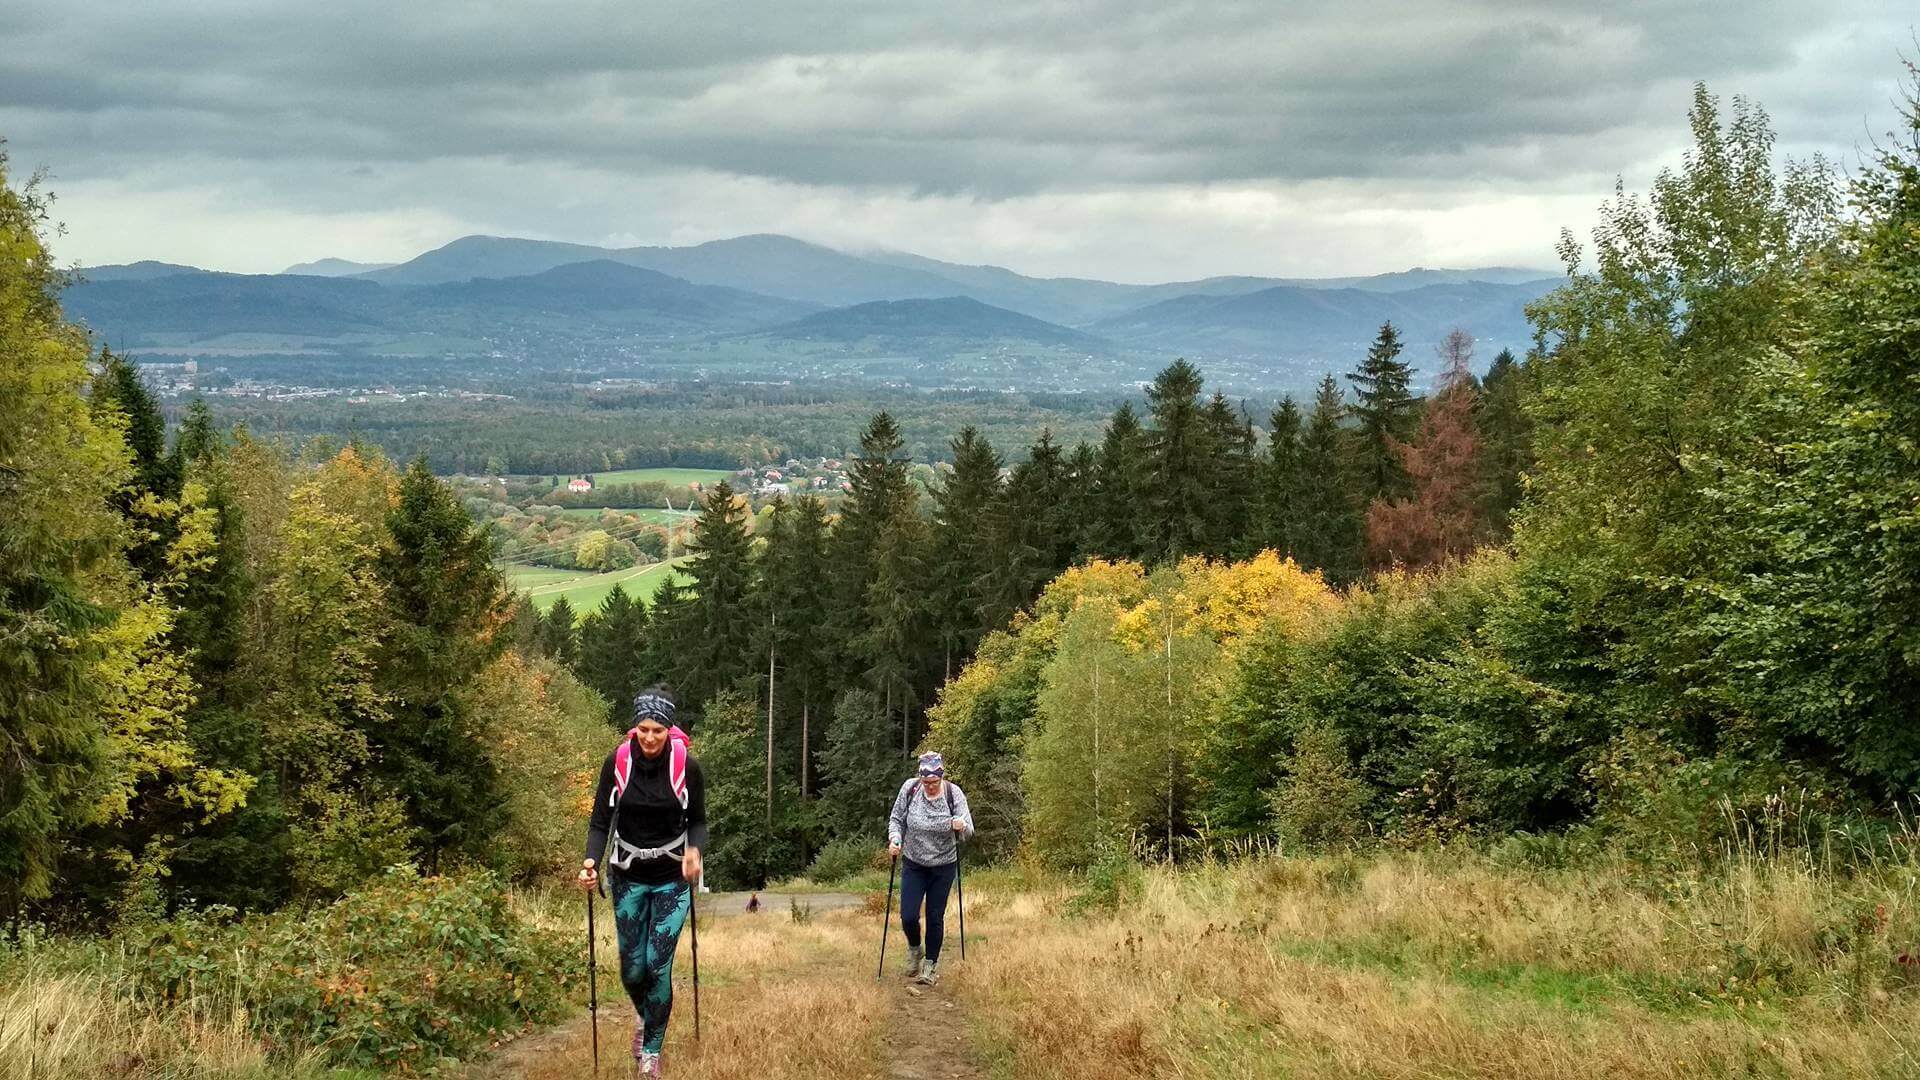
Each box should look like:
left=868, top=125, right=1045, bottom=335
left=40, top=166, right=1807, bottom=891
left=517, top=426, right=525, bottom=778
left=951, top=819, right=966, bottom=832
left=577, top=858, right=598, bottom=892
left=681, top=846, right=703, bottom=883
left=888, top=843, right=901, bottom=858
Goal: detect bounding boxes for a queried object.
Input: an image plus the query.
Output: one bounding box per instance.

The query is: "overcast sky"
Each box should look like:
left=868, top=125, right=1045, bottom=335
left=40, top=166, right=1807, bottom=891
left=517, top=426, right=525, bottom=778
left=3, top=1, right=1911, bottom=282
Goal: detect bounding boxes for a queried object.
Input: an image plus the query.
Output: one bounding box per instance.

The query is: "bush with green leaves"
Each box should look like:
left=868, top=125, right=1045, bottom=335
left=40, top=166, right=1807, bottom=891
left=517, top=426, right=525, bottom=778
left=131, top=868, right=578, bottom=1071
left=1269, top=721, right=1372, bottom=851
left=804, top=834, right=884, bottom=884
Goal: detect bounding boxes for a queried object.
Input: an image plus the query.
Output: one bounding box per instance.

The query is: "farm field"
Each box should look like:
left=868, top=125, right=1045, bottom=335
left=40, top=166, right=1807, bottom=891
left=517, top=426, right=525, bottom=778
left=580, top=467, right=733, bottom=488
left=553, top=507, right=697, bottom=524
left=501, top=559, right=689, bottom=611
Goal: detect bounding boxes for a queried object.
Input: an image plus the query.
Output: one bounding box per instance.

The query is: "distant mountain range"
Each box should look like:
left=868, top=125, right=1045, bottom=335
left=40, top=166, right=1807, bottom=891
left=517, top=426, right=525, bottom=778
left=283, top=257, right=397, bottom=276
left=65, top=233, right=1559, bottom=387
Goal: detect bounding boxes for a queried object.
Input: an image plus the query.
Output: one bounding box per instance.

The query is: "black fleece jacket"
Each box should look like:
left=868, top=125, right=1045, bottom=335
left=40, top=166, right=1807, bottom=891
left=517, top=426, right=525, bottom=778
left=584, top=746, right=708, bottom=886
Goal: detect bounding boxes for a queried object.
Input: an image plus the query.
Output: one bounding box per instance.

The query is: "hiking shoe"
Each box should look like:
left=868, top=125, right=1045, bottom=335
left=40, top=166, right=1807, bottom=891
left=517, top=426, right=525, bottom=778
left=917, top=959, right=940, bottom=985
left=904, top=944, right=923, bottom=979
left=639, top=1051, right=663, bottom=1078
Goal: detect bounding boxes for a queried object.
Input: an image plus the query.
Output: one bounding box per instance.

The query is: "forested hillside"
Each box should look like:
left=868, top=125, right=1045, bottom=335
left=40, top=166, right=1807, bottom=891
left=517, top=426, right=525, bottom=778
left=5, top=73, right=1919, bottom=1077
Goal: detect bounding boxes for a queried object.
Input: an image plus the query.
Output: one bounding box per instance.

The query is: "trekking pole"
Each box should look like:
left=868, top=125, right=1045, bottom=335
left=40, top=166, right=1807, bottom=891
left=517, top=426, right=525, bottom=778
left=687, top=883, right=701, bottom=1041
left=877, top=853, right=898, bottom=978
left=955, top=839, right=966, bottom=960
left=586, top=885, right=600, bottom=1077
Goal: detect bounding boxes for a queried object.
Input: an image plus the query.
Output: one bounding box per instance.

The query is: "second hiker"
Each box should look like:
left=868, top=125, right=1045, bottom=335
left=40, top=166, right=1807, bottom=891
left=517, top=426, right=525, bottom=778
left=579, top=687, right=706, bottom=1079
left=886, top=751, right=974, bottom=985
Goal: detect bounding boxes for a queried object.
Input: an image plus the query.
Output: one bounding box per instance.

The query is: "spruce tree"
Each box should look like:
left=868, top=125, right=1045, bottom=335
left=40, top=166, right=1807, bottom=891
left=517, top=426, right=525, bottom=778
left=1256, top=396, right=1304, bottom=558
left=678, top=480, right=757, bottom=711
left=1346, top=322, right=1418, bottom=504
left=374, top=458, right=510, bottom=871
left=91, top=348, right=179, bottom=502
left=1294, top=376, right=1364, bottom=584
left=1202, top=392, right=1257, bottom=557
left=1142, top=360, right=1213, bottom=563
left=829, top=413, right=917, bottom=687
left=644, top=580, right=692, bottom=699
left=1478, top=348, right=1532, bottom=537
left=984, top=430, right=1069, bottom=629
left=577, top=585, right=649, bottom=726
left=540, top=596, right=580, bottom=667
left=172, top=397, right=221, bottom=474
left=819, top=688, right=903, bottom=837
left=928, top=427, right=1005, bottom=677
left=780, top=496, right=832, bottom=798
left=507, top=593, right=545, bottom=657
left=1063, top=441, right=1100, bottom=562
left=1091, top=402, right=1148, bottom=560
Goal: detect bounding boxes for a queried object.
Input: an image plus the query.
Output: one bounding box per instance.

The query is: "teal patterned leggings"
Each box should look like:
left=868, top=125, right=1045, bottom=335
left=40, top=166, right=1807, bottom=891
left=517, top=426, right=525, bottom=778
left=610, top=874, right=690, bottom=1054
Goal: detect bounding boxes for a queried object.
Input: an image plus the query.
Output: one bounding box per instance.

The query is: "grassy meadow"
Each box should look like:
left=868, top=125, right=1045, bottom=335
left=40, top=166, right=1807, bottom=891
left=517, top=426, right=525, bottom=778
left=502, top=560, right=689, bottom=611
left=579, top=467, right=733, bottom=489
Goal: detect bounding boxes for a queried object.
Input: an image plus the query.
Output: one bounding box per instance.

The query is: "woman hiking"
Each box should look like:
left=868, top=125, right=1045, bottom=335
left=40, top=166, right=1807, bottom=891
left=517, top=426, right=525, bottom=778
left=579, top=688, right=705, bottom=1079
left=886, top=751, right=974, bottom=985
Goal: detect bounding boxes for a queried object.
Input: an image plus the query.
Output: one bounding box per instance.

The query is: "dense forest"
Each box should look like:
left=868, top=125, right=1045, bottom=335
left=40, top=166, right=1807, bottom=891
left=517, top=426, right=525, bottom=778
left=196, top=381, right=1122, bottom=476
left=5, top=73, right=1920, bottom=1072
left=11, top=75, right=1919, bottom=915
left=526, top=83, right=1920, bottom=886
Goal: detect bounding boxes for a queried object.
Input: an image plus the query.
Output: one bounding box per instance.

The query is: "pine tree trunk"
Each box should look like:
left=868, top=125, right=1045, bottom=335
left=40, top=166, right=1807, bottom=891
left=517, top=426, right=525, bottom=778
left=1093, top=659, right=1102, bottom=835
left=766, top=637, right=776, bottom=838
left=1165, top=621, right=1174, bottom=856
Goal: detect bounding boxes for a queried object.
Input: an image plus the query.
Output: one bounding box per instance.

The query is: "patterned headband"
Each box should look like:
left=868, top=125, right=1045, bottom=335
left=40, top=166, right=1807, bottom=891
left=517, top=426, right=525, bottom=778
left=632, top=692, right=676, bottom=725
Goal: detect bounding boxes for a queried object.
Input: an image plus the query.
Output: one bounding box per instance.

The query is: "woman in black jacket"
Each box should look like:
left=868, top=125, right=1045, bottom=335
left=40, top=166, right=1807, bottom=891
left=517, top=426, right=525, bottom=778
left=579, top=688, right=705, bottom=1079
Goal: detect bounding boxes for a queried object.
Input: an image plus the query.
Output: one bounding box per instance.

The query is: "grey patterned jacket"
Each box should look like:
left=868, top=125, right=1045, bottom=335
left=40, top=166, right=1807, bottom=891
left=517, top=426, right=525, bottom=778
left=887, top=778, right=975, bottom=867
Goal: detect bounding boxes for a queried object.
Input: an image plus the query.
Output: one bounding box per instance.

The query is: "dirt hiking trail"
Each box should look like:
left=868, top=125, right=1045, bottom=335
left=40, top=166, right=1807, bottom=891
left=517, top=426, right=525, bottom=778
left=463, top=889, right=991, bottom=1080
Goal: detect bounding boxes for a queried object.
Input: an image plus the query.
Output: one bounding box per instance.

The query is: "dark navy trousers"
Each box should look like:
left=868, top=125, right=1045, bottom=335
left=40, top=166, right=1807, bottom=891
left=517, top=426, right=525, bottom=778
left=899, top=858, right=958, bottom=961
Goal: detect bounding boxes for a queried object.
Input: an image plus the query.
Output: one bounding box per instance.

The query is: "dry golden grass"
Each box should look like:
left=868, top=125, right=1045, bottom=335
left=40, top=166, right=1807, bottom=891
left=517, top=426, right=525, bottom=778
left=0, top=954, right=330, bottom=1079
left=14, top=852, right=1919, bottom=1079
left=950, top=854, right=1920, bottom=1080
left=466, top=891, right=893, bottom=1080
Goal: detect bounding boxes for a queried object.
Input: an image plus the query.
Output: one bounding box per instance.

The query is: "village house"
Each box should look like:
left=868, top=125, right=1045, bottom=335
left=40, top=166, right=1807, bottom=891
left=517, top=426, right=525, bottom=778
left=568, top=477, right=592, bottom=493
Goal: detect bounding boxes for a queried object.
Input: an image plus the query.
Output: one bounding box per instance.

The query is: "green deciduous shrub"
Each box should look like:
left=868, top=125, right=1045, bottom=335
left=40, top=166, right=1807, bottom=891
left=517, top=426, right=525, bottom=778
left=805, top=834, right=884, bottom=884
left=131, top=868, right=578, bottom=1071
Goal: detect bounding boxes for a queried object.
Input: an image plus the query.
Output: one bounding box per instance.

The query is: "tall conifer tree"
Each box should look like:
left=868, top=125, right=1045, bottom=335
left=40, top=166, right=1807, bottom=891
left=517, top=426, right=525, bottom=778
left=1294, top=376, right=1364, bottom=584
left=928, top=427, right=1005, bottom=678
left=1142, top=360, right=1213, bottom=563
left=1202, top=392, right=1257, bottom=557
left=374, top=458, right=510, bottom=870
left=1091, top=402, right=1148, bottom=561
left=1346, top=322, right=1418, bottom=505
left=677, top=480, right=757, bottom=711
left=1256, top=396, right=1304, bottom=558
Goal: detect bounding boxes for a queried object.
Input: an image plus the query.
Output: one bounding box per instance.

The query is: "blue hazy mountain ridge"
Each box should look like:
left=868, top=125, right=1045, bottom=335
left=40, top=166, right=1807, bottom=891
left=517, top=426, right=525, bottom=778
left=67, top=233, right=1558, bottom=369
left=76, top=260, right=209, bottom=282
left=356, top=233, right=971, bottom=309
left=282, top=257, right=399, bottom=276
left=62, top=260, right=816, bottom=344
left=743, top=296, right=1109, bottom=351
left=351, top=233, right=1557, bottom=325
left=1088, top=279, right=1558, bottom=358
left=406, top=261, right=819, bottom=332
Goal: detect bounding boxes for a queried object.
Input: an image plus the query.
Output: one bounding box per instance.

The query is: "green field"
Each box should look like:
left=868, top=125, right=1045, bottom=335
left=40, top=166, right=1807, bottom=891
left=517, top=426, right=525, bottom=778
left=501, top=559, right=690, bottom=611
left=553, top=507, right=697, bottom=524
left=582, top=467, right=734, bottom=488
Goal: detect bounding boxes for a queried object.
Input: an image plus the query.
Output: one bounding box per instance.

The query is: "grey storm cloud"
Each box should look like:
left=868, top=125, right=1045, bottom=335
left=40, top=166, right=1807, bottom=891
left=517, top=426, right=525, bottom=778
left=0, top=0, right=1910, bottom=276
left=6, top=0, right=1907, bottom=190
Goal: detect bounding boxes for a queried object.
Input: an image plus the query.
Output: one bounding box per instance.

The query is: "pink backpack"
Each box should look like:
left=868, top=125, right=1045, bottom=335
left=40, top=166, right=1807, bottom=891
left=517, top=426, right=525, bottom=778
left=611, top=725, right=691, bottom=809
